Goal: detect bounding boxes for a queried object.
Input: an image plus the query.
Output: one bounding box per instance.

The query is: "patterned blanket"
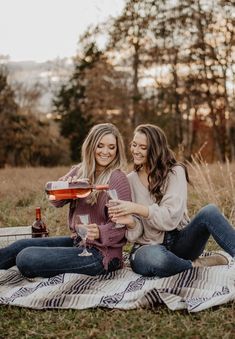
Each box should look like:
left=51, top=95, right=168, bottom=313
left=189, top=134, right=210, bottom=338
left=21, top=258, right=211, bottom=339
left=0, top=252, right=234, bottom=312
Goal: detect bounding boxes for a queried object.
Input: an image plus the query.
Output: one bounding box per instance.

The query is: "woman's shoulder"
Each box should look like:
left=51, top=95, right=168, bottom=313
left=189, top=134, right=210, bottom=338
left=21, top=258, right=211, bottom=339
left=109, top=169, right=131, bottom=192
left=110, top=168, right=128, bottom=180
left=172, top=164, right=185, bottom=172
left=70, top=163, right=81, bottom=170
left=170, top=164, right=187, bottom=180
left=127, top=170, right=138, bottom=180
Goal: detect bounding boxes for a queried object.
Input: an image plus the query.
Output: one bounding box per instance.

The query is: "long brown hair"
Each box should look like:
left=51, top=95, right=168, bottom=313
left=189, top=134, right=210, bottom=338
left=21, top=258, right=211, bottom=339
left=133, top=124, right=190, bottom=203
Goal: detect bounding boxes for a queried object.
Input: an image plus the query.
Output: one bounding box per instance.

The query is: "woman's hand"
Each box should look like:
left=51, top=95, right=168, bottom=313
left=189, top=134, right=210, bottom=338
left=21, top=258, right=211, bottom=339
left=67, top=177, right=90, bottom=184
left=70, top=232, right=77, bottom=239
left=86, top=223, right=100, bottom=241
left=108, top=200, right=149, bottom=219
left=108, top=200, right=135, bottom=217
left=111, top=214, right=137, bottom=229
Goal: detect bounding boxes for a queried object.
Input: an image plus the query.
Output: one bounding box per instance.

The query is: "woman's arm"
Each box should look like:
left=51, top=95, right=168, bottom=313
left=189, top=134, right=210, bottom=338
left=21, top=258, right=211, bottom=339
left=109, top=200, right=149, bottom=218
left=146, top=166, right=188, bottom=231
left=48, top=165, right=80, bottom=208
left=89, top=170, right=132, bottom=247
left=125, top=216, right=143, bottom=242
left=108, top=166, right=188, bottom=232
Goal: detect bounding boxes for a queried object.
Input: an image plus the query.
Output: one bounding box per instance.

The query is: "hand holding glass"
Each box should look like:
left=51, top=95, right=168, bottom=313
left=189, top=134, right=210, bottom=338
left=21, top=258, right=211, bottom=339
left=75, top=214, right=92, bottom=256
left=107, top=189, right=125, bottom=228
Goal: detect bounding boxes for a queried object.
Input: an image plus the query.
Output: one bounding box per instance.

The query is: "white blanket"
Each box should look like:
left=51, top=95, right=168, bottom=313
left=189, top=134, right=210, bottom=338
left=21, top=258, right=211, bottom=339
left=0, top=252, right=234, bottom=312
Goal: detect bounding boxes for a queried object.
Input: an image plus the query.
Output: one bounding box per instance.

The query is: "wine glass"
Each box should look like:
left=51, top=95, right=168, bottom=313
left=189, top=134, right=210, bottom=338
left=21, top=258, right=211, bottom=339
left=107, top=189, right=125, bottom=228
left=75, top=214, right=92, bottom=256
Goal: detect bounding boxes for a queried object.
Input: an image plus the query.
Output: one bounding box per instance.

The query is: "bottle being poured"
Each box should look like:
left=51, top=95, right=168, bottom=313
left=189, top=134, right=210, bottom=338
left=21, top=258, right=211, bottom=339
left=45, top=181, right=109, bottom=200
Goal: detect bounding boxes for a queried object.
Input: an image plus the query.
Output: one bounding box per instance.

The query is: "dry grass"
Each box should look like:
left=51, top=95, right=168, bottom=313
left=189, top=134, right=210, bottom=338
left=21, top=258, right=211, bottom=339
left=0, top=162, right=234, bottom=338
left=188, top=156, right=235, bottom=224
left=0, top=166, right=69, bottom=235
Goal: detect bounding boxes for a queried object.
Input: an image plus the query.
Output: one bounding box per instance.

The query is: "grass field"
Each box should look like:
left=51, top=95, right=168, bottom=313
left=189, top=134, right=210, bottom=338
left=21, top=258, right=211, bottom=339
left=0, top=162, right=234, bottom=338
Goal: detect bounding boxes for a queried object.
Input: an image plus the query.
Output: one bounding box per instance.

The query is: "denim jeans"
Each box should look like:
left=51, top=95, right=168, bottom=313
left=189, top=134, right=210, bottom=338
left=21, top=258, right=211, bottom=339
left=130, top=204, right=235, bottom=278
left=0, top=236, right=120, bottom=278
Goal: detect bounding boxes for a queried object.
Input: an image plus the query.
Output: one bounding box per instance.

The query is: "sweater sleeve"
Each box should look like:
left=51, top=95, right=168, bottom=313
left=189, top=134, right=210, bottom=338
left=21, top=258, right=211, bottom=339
left=92, top=170, right=132, bottom=247
left=125, top=216, right=143, bottom=242
left=146, top=166, right=188, bottom=231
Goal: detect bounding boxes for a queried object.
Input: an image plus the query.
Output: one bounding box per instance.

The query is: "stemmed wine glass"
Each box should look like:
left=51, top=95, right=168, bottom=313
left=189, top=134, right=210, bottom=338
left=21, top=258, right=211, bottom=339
left=74, top=214, right=92, bottom=256
left=107, top=189, right=125, bottom=228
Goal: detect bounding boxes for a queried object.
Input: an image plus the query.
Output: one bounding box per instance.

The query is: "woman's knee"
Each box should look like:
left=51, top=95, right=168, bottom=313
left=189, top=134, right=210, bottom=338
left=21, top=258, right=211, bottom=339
left=16, top=247, right=37, bottom=277
left=131, top=245, right=171, bottom=277
left=200, top=203, right=219, bottom=216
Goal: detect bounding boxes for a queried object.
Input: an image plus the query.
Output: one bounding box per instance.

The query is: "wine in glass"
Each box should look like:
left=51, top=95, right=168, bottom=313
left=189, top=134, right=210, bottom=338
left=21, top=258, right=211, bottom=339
left=107, top=189, right=125, bottom=228
left=75, top=214, right=92, bottom=256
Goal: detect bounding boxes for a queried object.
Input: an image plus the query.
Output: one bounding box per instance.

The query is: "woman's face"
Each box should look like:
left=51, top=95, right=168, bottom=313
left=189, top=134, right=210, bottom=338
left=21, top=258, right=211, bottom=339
left=95, top=133, right=117, bottom=170
left=130, top=132, right=148, bottom=167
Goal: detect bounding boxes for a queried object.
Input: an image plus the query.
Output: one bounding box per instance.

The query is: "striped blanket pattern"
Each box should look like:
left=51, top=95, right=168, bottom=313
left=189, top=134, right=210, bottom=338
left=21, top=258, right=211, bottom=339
left=0, top=252, right=234, bottom=312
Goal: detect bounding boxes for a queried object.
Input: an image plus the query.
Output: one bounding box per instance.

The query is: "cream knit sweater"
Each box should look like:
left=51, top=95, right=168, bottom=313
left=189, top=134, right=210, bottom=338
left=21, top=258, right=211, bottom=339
left=126, top=165, right=190, bottom=244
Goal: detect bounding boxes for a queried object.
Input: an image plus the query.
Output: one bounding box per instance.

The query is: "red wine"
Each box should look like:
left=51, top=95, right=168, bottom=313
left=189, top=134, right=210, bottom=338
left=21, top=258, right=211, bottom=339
left=32, top=207, right=49, bottom=237
left=45, top=181, right=109, bottom=200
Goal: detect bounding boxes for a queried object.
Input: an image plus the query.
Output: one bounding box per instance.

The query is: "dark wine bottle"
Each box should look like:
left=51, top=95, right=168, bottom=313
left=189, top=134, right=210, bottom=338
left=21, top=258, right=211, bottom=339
left=32, top=207, right=49, bottom=238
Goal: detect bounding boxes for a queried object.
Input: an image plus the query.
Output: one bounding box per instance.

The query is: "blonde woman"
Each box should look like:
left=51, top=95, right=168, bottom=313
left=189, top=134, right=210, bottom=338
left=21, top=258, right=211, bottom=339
left=0, top=123, right=131, bottom=278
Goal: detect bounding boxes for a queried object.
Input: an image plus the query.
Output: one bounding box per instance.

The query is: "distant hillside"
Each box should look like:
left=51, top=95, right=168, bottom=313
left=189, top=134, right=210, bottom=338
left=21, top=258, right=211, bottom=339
left=6, top=58, right=73, bottom=113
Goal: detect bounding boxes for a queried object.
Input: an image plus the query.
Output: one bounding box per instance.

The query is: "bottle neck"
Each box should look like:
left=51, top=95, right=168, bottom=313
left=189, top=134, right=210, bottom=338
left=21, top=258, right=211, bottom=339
left=35, top=208, right=41, bottom=220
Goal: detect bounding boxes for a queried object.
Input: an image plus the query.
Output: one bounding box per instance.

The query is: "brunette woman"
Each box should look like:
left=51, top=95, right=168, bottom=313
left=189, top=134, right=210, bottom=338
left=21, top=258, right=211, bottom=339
left=109, top=124, right=235, bottom=277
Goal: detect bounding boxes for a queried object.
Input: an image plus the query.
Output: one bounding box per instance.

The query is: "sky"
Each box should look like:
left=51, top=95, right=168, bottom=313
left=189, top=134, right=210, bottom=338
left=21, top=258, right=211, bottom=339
left=0, top=0, right=125, bottom=62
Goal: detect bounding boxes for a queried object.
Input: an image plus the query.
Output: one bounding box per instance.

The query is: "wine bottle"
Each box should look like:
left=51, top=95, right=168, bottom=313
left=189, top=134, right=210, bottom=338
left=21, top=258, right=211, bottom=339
left=32, top=207, right=49, bottom=238
left=45, top=181, right=109, bottom=200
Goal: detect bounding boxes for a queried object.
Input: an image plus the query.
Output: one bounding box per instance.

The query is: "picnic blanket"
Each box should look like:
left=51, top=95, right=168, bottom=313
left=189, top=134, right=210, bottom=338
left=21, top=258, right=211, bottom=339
left=0, top=252, right=234, bottom=312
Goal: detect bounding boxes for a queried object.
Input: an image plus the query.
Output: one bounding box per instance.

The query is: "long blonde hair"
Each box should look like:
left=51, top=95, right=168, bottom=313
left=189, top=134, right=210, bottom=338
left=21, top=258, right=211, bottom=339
left=76, top=123, right=127, bottom=204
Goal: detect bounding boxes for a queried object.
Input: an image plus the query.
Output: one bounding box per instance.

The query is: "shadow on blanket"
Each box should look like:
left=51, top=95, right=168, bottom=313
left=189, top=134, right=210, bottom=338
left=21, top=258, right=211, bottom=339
left=0, top=251, right=234, bottom=312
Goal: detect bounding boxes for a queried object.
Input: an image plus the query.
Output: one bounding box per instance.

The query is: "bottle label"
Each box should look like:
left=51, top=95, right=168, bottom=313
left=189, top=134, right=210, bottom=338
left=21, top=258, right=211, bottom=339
left=49, top=181, right=69, bottom=190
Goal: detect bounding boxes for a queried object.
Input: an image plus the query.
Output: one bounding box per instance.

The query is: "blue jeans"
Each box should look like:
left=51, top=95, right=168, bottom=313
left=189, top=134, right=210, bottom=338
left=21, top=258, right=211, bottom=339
left=0, top=236, right=120, bottom=278
left=130, top=204, right=235, bottom=278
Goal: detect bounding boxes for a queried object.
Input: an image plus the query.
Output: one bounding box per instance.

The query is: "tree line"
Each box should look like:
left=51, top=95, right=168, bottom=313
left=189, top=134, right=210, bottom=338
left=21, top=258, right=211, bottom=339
left=1, top=0, right=234, bottom=166
left=0, top=67, right=69, bottom=167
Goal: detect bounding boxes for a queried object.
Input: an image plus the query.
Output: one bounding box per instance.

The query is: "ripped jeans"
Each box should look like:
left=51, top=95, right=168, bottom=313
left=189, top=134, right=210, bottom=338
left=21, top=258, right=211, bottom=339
left=130, top=204, right=235, bottom=278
